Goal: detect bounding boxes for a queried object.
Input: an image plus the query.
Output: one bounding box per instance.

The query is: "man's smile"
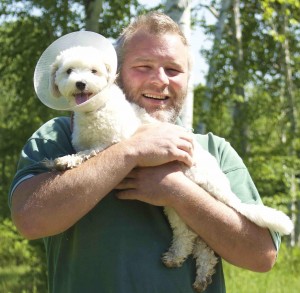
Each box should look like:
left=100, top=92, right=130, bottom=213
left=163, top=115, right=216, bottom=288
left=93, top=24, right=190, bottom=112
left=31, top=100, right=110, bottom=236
left=142, top=93, right=169, bottom=100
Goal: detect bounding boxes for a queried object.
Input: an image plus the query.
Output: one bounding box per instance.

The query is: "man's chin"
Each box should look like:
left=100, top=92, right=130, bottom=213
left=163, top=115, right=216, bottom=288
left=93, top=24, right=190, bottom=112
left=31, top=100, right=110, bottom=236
left=149, top=109, right=177, bottom=123
left=127, top=99, right=179, bottom=123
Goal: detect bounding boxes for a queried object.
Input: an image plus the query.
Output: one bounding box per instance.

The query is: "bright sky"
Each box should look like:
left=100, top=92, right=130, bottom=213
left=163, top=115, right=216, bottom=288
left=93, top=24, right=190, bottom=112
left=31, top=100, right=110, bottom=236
left=137, top=0, right=215, bottom=85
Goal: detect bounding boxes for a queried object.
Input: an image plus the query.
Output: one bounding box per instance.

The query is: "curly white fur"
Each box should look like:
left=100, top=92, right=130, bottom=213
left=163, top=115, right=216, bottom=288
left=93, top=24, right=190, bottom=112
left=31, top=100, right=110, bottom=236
left=46, top=46, right=294, bottom=292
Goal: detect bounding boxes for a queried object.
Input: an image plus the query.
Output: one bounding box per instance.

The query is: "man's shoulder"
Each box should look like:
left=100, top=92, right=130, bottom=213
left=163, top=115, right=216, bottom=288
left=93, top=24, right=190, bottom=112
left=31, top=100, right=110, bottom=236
left=8, top=117, right=72, bottom=206
left=24, top=116, right=74, bottom=160
left=194, top=132, right=228, bottom=152
left=18, top=116, right=73, bottom=172
left=194, top=132, right=245, bottom=172
left=31, top=116, right=71, bottom=141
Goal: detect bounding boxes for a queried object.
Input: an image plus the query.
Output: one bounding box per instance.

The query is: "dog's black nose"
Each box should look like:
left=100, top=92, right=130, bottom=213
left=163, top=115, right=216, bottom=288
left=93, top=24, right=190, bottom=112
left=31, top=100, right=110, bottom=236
left=76, top=81, right=86, bottom=91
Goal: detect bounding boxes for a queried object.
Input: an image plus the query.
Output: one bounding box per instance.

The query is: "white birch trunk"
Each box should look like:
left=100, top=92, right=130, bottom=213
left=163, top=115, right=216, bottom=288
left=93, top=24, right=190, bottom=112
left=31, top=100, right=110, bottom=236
left=199, top=0, right=232, bottom=134
left=281, top=10, right=299, bottom=247
left=165, top=0, right=193, bottom=130
left=231, top=0, right=248, bottom=156
left=205, top=0, right=231, bottom=94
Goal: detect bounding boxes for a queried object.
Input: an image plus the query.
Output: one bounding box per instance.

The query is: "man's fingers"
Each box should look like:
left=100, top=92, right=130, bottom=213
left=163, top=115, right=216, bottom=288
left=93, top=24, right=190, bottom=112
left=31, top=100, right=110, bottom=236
left=176, top=149, right=194, bottom=167
left=115, top=178, right=135, bottom=189
left=177, top=139, right=194, bottom=156
left=115, top=189, right=137, bottom=201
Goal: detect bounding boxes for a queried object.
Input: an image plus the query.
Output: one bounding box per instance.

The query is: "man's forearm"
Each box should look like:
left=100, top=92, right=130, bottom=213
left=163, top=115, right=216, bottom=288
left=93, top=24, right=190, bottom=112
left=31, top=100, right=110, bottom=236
left=170, top=178, right=277, bottom=272
left=11, top=140, right=137, bottom=240
left=11, top=123, right=195, bottom=240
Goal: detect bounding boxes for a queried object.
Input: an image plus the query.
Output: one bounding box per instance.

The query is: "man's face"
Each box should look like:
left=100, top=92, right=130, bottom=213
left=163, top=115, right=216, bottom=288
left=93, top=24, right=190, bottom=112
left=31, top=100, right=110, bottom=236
left=119, top=31, right=189, bottom=122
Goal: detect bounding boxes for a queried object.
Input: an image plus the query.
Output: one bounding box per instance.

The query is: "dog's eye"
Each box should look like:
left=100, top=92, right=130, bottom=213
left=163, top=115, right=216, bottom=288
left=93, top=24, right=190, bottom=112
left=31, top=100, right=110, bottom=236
left=66, top=68, right=73, bottom=74
left=91, top=69, right=97, bottom=74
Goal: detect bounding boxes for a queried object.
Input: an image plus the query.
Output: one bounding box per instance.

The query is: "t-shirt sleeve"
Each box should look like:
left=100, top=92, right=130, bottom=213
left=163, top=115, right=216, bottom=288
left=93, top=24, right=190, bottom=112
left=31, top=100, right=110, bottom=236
left=8, top=117, right=73, bottom=207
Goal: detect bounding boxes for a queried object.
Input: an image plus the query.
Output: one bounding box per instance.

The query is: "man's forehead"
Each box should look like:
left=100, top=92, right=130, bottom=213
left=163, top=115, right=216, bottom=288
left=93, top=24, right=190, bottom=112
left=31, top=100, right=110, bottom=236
left=128, top=30, right=186, bottom=47
left=125, top=32, right=189, bottom=65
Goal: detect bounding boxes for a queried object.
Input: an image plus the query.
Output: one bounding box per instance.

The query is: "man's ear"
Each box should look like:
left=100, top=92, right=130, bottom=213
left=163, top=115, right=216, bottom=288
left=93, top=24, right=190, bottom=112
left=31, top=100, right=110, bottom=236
left=49, top=62, right=61, bottom=98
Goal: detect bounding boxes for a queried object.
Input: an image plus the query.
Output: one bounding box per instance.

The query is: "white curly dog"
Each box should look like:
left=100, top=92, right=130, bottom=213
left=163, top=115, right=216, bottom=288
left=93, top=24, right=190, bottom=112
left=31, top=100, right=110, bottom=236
left=45, top=45, right=293, bottom=292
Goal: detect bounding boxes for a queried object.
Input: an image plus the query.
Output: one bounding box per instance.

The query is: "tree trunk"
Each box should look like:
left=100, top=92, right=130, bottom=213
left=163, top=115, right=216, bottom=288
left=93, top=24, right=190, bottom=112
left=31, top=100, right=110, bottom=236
left=231, top=0, right=248, bottom=157
left=280, top=8, right=299, bottom=247
left=84, top=0, right=103, bottom=32
left=199, top=0, right=232, bottom=134
left=165, top=0, right=194, bottom=130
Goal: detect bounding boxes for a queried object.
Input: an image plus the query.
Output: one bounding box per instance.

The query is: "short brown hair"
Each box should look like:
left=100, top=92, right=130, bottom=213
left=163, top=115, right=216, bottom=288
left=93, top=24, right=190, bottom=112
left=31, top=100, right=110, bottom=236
left=115, top=11, right=192, bottom=73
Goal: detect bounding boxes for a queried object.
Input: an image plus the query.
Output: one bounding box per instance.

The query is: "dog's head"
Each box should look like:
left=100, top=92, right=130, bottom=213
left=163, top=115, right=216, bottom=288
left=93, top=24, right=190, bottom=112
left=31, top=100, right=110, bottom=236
left=50, top=46, right=115, bottom=108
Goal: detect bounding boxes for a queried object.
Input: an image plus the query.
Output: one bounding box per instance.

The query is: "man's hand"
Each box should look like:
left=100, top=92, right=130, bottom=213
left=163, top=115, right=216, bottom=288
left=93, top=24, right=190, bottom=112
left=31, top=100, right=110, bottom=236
left=115, top=161, right=189, bottom=207
left=125, top=123, right=194, bottom=168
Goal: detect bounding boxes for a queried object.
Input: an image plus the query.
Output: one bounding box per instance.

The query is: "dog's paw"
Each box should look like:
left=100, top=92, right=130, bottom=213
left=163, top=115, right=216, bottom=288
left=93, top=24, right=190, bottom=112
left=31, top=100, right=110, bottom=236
left=42, top=158, right=71, bottom=171
left=53, top=158, right=71, bottom=171
left=54, top=155, right=83, bottom=170
left=161, top=251, right=186, bottom=268
left=193, top=275, right=213, bottom=293
left=42, top=159, right=56, bottom=170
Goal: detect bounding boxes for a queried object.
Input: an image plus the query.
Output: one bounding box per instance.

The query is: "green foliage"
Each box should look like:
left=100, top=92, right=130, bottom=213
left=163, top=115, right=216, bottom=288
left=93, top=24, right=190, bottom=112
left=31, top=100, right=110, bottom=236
left=193, top=84, right=235, bottom=136
left=0, top=18, right=62, bottom=217
left=0, top=218, right=47, bottom=292
left=0, top=219, right=30, bottom=267
left=224, top=244, right=300, bottom=293
left=98, top=0, right=140, bottom=38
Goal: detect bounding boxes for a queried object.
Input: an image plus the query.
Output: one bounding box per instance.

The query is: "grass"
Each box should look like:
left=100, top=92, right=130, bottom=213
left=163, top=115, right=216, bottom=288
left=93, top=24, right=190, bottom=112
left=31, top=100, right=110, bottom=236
left=224, top=244, right=300, bottom=293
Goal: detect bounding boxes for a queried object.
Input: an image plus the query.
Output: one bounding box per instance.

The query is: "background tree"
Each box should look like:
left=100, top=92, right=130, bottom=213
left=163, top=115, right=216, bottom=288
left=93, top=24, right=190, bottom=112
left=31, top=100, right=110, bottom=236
left=195, top=0, right=300, bottom=245
left=260, top=0, right=300, bottom=246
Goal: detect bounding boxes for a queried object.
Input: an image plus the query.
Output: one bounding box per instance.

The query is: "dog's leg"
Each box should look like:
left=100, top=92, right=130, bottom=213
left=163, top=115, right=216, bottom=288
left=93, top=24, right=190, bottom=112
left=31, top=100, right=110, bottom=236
left=162, top=206, right=197, bottom=267
left=44, top=149, right=99, bottom=171
left=192, top=238, right=218, bottom=292
left=185, top=142, right=293, bottom=235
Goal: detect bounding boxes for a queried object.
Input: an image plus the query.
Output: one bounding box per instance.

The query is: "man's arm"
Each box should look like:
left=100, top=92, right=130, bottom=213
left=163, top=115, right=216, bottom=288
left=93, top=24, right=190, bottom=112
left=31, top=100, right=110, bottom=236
left=171, top=173, right=277, bottom=272
left=11, top=123, right=194, bottom=240
left=115, top=162, right=277, bottom=272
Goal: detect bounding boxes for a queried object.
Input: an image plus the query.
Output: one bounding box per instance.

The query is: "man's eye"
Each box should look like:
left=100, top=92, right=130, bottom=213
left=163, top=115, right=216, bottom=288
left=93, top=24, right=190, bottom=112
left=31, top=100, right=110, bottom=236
left=66, top=68, right=72, bottom=74
left=166, top=68, right=181, bottom=76
left=91, top=69, right=97, bottom=74
left=135, top=65, right=151, bottom=71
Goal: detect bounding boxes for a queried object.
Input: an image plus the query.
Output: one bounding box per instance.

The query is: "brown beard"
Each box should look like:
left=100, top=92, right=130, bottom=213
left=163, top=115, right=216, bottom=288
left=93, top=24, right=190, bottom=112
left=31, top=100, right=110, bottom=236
left=118, top=79, right=186, bottom=123
left=140, top=106, right=177, bottom=123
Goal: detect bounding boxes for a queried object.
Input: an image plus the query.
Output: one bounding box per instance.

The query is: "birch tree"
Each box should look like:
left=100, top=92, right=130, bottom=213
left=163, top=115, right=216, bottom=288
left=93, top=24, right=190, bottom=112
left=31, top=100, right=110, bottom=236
left=199, top=0, right=232, bottom=134
left=282, top=11, right=300, bottom=247
left=85, top=0, right=104, bottom=31
left=230, top=0, right=248, bottom=157
left=165, top=0, right=194, bottom=129
left=261, top=0, right=300, bottom=246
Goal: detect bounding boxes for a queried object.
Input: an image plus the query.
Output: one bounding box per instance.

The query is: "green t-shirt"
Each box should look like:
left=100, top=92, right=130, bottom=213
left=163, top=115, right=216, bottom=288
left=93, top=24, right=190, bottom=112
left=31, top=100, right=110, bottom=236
left=9, top=117, right=280, bottom=293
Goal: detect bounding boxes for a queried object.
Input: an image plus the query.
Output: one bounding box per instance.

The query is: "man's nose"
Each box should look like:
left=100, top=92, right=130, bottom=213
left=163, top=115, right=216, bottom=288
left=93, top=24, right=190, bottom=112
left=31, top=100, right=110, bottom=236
left=150, top=67, right=169, bottom=87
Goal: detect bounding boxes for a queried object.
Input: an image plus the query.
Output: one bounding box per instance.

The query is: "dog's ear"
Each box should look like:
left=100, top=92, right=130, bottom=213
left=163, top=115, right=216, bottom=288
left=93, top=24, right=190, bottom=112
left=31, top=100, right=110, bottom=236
left=105, top=63, right=117, bottom=85
left=49, top=62, right=61, bottom=98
